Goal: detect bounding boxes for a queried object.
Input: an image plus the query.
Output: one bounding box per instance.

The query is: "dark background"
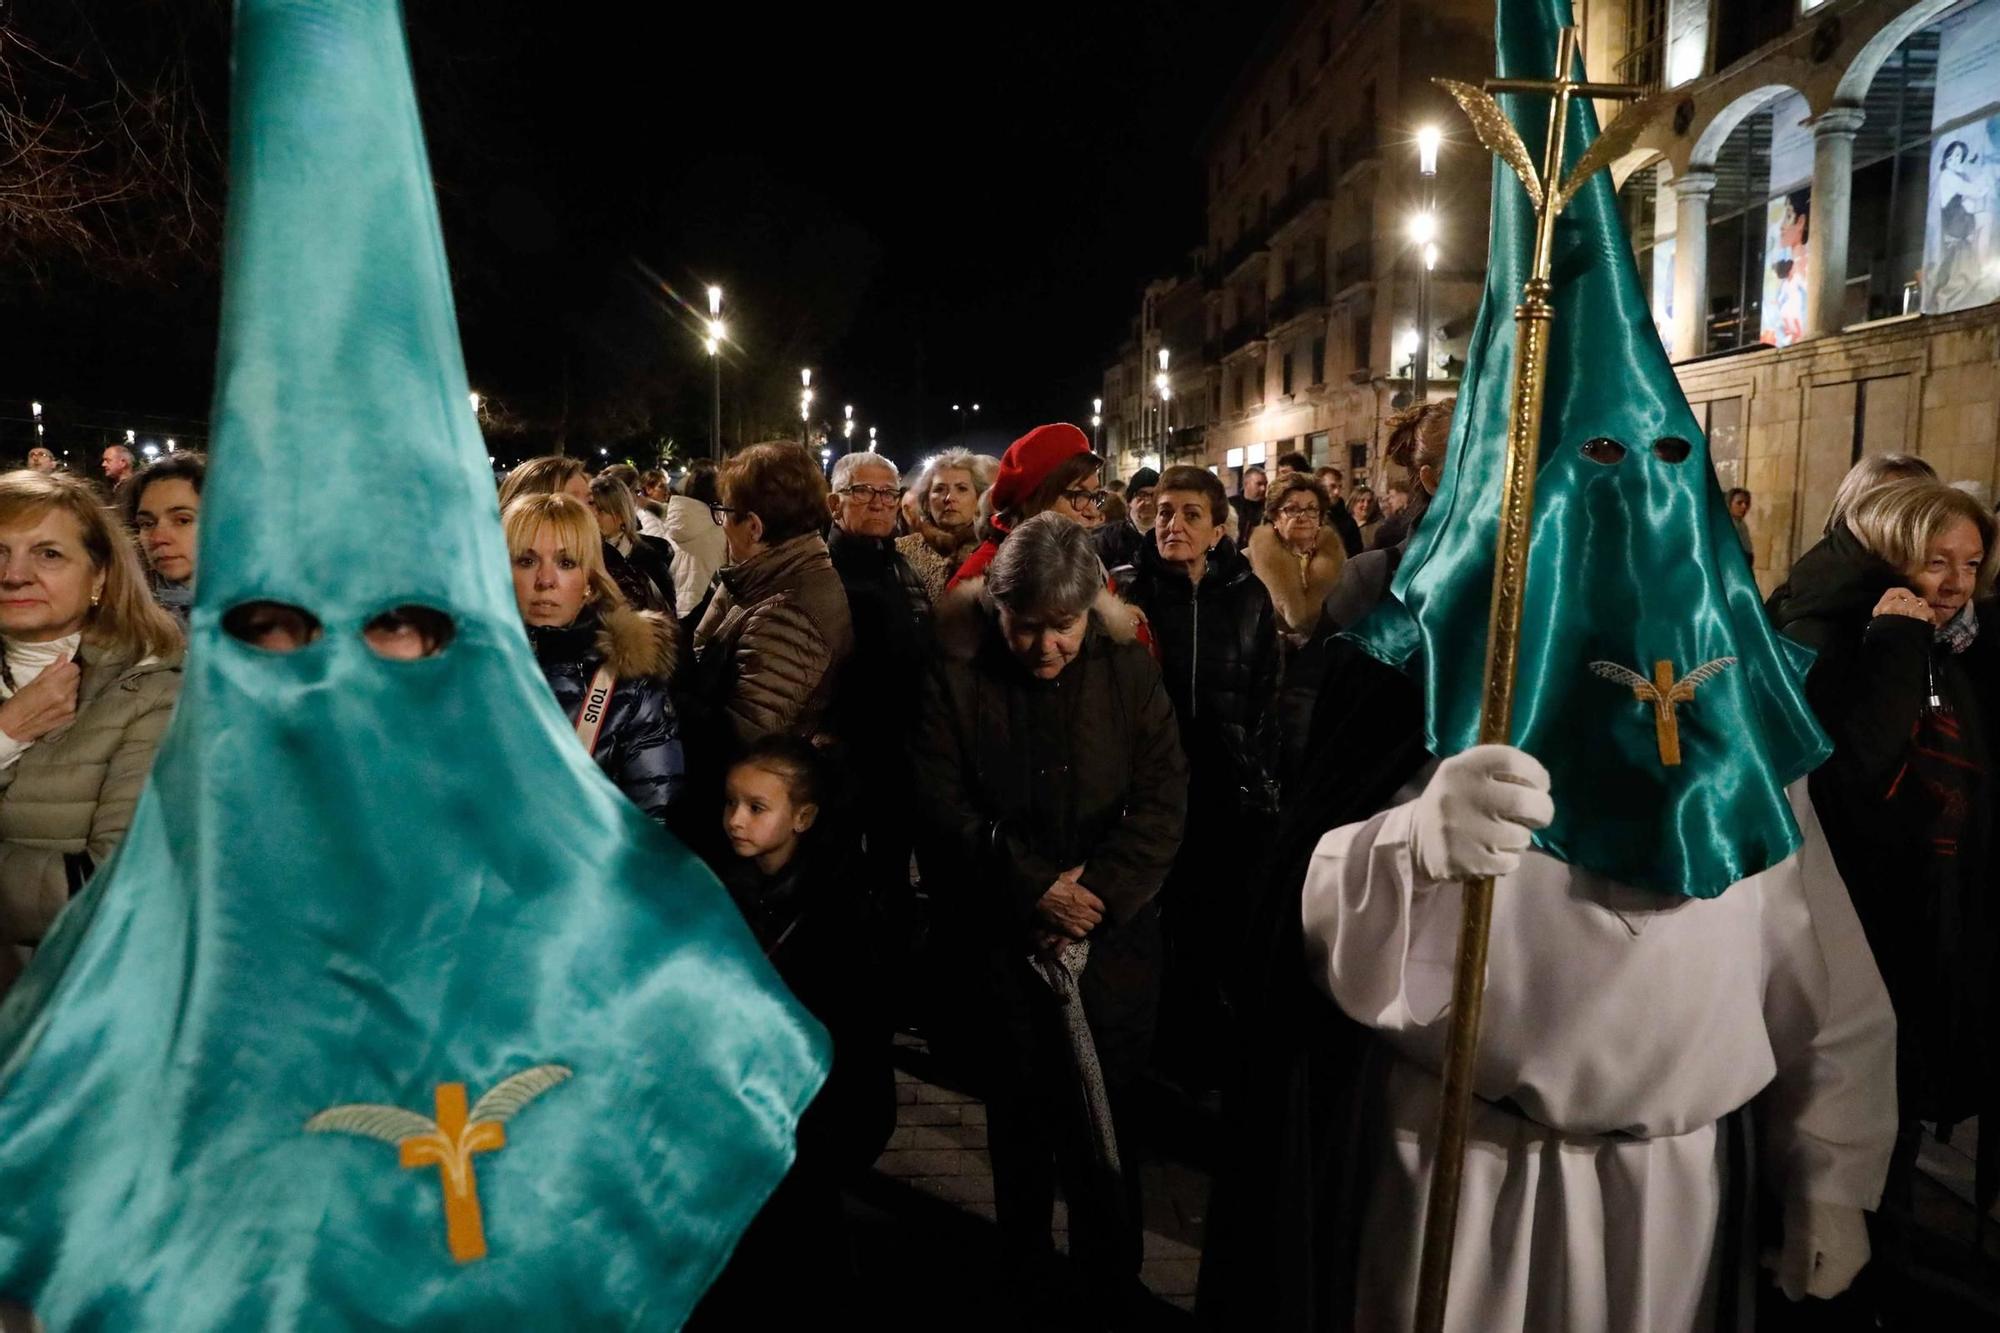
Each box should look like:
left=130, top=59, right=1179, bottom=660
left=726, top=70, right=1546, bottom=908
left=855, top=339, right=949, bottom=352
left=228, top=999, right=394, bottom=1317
left=4, top=0, right=1285, bottom=470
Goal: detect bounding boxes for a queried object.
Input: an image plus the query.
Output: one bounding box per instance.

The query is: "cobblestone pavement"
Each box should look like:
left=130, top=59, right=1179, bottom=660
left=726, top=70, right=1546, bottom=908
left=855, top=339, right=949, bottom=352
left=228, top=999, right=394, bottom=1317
left=846, top=1035, right=1207, bottom=1329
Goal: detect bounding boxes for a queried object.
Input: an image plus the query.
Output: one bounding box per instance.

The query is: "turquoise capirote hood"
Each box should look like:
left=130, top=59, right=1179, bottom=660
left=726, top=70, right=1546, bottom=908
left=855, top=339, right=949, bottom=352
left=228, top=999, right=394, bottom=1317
left=1347, top=0, right=1828, bottom=899
left=0, top=2, right=828, bottom=1328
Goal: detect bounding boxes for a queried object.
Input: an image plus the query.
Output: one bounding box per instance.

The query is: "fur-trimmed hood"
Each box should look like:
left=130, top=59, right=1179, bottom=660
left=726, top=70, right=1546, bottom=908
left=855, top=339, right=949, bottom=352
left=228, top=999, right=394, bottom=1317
left=1247, top=524, right=1346, bottom=636
left=934, top=575, right=1142, bottom=663
left=528, top=603, right=677, bottom=682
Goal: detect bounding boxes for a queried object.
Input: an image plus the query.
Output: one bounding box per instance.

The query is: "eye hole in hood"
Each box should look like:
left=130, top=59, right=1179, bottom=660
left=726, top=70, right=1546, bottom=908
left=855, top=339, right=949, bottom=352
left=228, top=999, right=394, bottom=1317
left=1652, top=436, right=1692, bottom=464
left=363, top=605, right=456, bottom=661
left=223, top=601, right=323, bottom=654
left=1581, top=437, right=1628, bottom=466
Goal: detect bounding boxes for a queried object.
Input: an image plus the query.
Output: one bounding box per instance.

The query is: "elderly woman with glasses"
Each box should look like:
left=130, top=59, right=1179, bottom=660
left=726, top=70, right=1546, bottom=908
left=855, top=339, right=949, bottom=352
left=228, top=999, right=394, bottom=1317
left=915, top=512, right=1185, bottom=1323
left=946, top=423, right=1107, bottom=592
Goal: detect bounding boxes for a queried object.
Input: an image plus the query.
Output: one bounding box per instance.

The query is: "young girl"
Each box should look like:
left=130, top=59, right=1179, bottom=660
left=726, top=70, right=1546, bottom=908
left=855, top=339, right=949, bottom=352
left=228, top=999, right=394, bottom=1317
left=721, top=736, right=824, bottom=948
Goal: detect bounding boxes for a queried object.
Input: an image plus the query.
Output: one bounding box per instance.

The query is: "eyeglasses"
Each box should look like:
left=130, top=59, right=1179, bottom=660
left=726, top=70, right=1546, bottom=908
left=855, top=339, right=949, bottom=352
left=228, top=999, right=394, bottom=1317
left=839, top=484, right=902, bottom=505
left=709, top=503, right=746, bottom=527
left=1274, top=504, right=1322, bottom=520
left=1060, top=488, right=1110, bottom=509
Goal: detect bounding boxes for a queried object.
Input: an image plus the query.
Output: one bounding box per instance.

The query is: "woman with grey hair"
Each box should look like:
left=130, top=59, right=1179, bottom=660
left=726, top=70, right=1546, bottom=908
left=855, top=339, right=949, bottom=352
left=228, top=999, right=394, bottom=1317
left=1823, top=453, right=1937, bottom=536
left=913, top=512, right=1186, bottom=1322
left=897, top=449, right=999, bottom=604
left=1769, top=477, right=2000, bottom=1259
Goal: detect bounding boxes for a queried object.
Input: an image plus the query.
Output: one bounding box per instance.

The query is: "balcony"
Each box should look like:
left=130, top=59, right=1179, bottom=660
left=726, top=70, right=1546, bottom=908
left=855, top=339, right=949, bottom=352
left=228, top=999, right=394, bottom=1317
left=1268, top=273, right=1328, bottom=329
left=1268, top=170, right=1330, bottom=240
left=1332, top=242, right=1374, bottom=295
left=1164, top=425, right=1208, bottom=461
left=1216, top=234, right=1270, bottom=283
left=1336, top=125, right=1379, bottom=178
left=1217, top=318, right=1267, bottom=359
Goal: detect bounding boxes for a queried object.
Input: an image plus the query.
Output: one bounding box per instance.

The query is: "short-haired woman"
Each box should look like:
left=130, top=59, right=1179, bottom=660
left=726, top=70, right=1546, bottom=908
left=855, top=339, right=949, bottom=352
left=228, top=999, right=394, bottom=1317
left=1768, top=478, right=2000, bottom=1235
left=0, top=472, right=184, bottom=994
left=947, top=424, right=1105, bottom=591
left=589, top=473, right=677, bottom=616
left=126, top=451, right=207, bottom=626
left=914, top=512, right=1185, bottom=1321
left=689, top=442, right=854, bottom=749
left=1112, top=464, right=1277, bottom=1085
left=897, top=449, right=998, bottom=604
left=504, top=493, right=683, bottom=822
left=501, top=455, right=669, bottom=614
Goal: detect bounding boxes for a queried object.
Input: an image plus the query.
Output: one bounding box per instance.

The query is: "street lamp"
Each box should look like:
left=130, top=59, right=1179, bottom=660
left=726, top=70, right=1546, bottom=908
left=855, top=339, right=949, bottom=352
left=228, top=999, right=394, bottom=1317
left=952, top=401, right=980, bottom=442
left=868, top=425, right=878, bottom=453
left=843, top=404, right=855, bottom=454
left=30, top=400, right=41, bottom=439
left=706, top=285, right=725, bottom=460
left=800, top=367, right=814, bottom=446
left=468, top=391, right=482, bottom=415
left=1153, top=349, right=1171, bottom=459
left=1413, top=125, right=1441, bottom=403
left=1091, top=396, right=1103, bottom=452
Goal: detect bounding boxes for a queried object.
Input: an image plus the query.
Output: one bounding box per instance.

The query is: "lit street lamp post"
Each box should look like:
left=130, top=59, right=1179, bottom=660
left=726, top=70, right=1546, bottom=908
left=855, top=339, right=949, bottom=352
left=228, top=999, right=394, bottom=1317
left=1091, top=397, right=1102, bottom=453
left=706, top=285, right=725, bottom=460
left=868, top=425, right=878, bottom=453
left=843, top=404, right=855, bottom=455
left=951, top=401, right=980, bottom=445
left=800, top=368, right=814, bottom=447
left=1413, top=126, right=1441, bottom=404
left=1153, top=349, right=1171, bottom=461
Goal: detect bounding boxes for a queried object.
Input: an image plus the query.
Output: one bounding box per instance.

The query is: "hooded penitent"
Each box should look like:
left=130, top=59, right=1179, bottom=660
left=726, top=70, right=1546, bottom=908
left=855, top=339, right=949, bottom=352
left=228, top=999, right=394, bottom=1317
left=0, top=2, right=826, bottom=1327
left=1347, top=0, right=1828, bottom=898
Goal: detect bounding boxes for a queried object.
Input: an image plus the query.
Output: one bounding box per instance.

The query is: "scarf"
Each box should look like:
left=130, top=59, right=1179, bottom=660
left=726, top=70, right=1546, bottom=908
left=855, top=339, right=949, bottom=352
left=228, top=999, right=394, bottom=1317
left=1937, top=602, right=1980, bottom=656
left=0, top=632, right=83, bottom=699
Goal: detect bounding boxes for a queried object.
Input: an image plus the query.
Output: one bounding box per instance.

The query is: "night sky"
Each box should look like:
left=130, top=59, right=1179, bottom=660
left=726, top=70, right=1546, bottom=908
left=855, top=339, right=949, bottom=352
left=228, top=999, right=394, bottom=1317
left=6, top=0, right=1286, bottom=470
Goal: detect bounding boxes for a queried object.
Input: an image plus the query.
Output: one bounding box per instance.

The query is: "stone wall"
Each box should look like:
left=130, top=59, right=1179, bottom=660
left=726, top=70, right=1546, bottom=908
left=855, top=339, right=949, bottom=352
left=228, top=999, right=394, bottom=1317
left=1675, top=303, right=2000, bottom=593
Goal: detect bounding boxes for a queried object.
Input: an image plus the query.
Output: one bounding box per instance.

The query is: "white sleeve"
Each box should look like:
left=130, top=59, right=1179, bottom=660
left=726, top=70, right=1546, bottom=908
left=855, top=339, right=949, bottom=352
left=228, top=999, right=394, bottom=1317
left=1758, top=782, right=1899, bottom=1210
left=0, top=731, right=25, bottom=773
left=1300, top=800, right=1463, bottom=1032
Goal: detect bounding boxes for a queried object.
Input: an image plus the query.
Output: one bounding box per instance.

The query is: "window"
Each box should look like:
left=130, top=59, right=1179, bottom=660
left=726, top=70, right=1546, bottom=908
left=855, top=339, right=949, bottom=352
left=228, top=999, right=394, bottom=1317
left=1213, top=383, right=1224, bottom=418
left=1616, top=0, right=1667, bottom=90
left=1233, top=374, right=1245, bottom=413
left=1281, top=345, right=1295, bottom=395
left=1226, top=446, right=1245, bottom=469
left=1349, top=441, right=1368, bottom=474
left=1247, top=442, right=1268, bottom=467
left=1713, top=2, right=1793, bottom=74
left=1308, top=431, right=1330, bottom=464
left=1699, top=91, right=1814, bottom=352
left=1351, top=313, right=1371, bottom=371
left=1618, top=162, right=1674, bottom=349
left=1311, top=335, right=1327, bottom=384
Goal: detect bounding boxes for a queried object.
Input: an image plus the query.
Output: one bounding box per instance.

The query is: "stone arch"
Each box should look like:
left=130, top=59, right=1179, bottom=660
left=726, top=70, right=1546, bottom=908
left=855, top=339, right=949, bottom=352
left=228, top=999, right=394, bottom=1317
left=1691, top=84, right=1801, bottom=165
left=1610, top=148, right=1671, bottom=191
left=1833, top=0, right=1960, bottom=105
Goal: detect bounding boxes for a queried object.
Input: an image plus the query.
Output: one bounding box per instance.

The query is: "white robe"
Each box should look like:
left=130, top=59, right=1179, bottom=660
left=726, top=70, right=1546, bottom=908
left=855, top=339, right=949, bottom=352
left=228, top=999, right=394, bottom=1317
left=1300, top=777, right=1897, bottom=1333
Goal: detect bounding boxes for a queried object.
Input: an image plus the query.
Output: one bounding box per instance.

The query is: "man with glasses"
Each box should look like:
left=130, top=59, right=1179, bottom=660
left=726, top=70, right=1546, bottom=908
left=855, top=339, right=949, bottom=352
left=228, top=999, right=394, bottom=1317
left=1094, top=465, right=1159, bottom=572
left=825, top=453, right=932, bottom=960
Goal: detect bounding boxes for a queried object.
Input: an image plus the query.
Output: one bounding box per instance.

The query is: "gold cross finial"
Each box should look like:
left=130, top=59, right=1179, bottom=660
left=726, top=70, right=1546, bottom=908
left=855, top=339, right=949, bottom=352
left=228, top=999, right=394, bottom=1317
left=1434, top=26, right=1661, bottom=284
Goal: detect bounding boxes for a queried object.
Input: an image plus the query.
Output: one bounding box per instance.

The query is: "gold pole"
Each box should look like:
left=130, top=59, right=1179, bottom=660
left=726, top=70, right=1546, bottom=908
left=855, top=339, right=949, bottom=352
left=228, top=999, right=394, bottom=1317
left=1412, top=25, right=1592, bottom=1333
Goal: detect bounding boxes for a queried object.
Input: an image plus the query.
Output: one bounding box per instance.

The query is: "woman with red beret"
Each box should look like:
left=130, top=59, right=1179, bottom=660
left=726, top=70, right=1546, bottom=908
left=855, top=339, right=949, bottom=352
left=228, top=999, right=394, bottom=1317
left=946, top=423, right=1106, bottom=592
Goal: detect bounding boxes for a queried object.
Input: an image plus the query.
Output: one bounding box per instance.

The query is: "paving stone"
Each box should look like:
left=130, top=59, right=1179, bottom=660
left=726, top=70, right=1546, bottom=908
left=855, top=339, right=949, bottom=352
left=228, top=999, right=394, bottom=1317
left=912, top=1082, right=975, bottom=1105
left=913, top=1173, right=998, bottom=1205
left=960, top=1104, right=987, bottom=1126
left=875, top=1149, right=984, bottom=1178
left=1143, top=1230, right=1202, bottom=1262
left=907, top=1125, right=969, bottom=1151
left=898, top=1103, right=965, bottom=1127
left=1141, top=1257, right=1202, bottom=1299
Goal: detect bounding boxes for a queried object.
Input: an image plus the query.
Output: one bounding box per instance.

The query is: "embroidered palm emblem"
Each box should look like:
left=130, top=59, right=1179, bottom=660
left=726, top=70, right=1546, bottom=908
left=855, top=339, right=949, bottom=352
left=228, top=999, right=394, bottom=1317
left=1588, top=658, right=1737, bottom=767
left=306, top=1064, right=572, bottom=1262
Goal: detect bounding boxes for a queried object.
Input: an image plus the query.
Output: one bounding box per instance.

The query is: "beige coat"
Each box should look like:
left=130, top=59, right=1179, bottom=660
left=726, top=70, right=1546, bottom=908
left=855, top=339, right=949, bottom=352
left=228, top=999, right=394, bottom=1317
left=1247, top=524, right=1346, bottom=641
left=692, top=533, right=854, bottom=746
left=0, top=647, right=183, bottom=959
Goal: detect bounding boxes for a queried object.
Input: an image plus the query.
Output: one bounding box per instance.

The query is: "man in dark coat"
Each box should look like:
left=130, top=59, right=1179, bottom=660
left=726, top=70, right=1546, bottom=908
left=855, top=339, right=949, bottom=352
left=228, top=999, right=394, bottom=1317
left=1093, top=465, right=1159, bottom=572
left=824, top=453, right=933, bottom=944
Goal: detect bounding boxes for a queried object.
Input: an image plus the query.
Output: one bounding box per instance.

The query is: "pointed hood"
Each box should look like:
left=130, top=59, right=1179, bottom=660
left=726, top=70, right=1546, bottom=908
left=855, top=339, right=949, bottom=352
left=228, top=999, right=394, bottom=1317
left=0, top=2, right=826, bottom=1326
left=1347, top=0, right=1828, bottom=897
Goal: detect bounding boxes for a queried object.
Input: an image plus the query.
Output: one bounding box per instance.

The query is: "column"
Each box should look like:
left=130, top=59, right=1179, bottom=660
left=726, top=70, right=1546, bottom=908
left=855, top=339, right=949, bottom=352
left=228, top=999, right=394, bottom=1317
left=1670, top=168, right=1718, bottom=362
left=1807, top=105, right=1866, bottom=339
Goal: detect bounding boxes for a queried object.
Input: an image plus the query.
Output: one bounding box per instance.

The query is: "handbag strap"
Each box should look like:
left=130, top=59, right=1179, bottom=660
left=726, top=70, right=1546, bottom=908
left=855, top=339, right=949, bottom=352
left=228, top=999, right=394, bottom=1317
left=573, top=664, right=617, bottom=757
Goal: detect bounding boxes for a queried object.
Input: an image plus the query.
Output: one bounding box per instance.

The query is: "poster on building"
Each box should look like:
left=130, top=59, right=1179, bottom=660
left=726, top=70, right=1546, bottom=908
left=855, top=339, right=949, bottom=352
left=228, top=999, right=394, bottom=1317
left=1651, top=237, right=1675, bottom=349
left=1923, top=0, right=2000, bottom=315
left=1759, top=92, right=1813, bottom=347
left=1922, top=120, right=2000, bottom=314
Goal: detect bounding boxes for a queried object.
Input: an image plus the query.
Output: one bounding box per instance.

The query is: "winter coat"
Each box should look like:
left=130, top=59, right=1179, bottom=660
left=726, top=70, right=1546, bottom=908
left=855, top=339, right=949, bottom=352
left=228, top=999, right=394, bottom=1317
left=1246, top=525, right=1345, bottom=643
left=662, top=494, right=727, bottom=621
left=913, top=582, right=1186, bottom=1081
left=0, top=646, right=183, bottom=975
left=690, top=532, right=854, bottom=749
left=1093, top=518, right=1153, bottom=574
left=527, top=603, right=684, bottom=822
left=1767, top=524, right=2000, bottom=1196
left=896, top=524, right=978, bottom=607
left=613, top=533, right=678, bottom=619
left=602, top=539, right=669, bottom=615
left=1229, top=495, right=1264, bottom=534
left=1113, top=536, right=1279, bottom=821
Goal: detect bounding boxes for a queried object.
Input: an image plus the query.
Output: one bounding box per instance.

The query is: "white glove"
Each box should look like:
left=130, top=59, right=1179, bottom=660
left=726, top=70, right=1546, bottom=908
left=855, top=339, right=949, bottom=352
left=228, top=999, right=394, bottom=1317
left=1408, top=745, right=1554, bottom=882
left=1773, top=1199, right=1870, bottom=1301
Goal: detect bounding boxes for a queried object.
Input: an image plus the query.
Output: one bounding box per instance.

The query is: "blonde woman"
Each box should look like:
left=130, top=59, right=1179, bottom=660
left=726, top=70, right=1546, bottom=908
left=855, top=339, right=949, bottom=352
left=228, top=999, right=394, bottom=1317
left=502, top=455, right=668, bottom=614
left=504, top=493, right=682, bottom=821
left=589, top=473, right=677, bottom=615
left=1769, top=478, right=2000, bottom=1231
left=0, top=472, right=184, bottom=993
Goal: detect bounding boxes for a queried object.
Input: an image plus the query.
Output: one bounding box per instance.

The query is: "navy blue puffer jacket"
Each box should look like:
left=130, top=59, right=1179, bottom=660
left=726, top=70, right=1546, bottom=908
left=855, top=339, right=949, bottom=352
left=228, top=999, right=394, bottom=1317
left=527, top=604, right=684, bottom=821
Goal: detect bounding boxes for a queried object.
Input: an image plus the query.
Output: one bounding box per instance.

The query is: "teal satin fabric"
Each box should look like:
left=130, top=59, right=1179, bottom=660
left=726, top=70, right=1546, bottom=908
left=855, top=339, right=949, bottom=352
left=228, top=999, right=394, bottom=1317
left=0, top=2, right=827, bottom=1327
left=1348, top=0, right=1829, bottom=898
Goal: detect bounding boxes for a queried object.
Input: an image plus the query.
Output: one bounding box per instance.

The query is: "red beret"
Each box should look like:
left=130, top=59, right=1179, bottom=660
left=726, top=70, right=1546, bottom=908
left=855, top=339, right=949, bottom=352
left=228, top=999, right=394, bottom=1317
left=991, top=423, right=1094, bottom=513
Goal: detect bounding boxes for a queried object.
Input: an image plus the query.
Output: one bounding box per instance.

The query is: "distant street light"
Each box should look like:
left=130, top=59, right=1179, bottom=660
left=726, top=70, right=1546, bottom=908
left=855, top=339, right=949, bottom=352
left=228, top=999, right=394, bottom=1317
left=843, top=404, right=855, bottom=455
left=1091, top=396, right=1103, bottom=451
left=868, top=425, right=878, bottom=453
left=31, top=400, right=42, bottom=439
left=468, top=391, right=482, bottom=415
left=1154, top=349, right=1171, bottom=458
left=800, top=367, right=814, bottom=446
left=1414, top=125, right=1441, bottom=403
left=166, top=438, right=177, bottom=452
left=705, top=285, right=725, bottom=460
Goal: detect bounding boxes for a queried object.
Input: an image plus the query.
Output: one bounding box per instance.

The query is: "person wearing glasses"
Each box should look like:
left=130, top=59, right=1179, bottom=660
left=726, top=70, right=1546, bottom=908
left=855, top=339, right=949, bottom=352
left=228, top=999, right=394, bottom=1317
left=946, top=423, right=1106, bottom=592
left=687, top=440, right=853, bottom=744
left=1112, top=463, right=1278, bottom=1089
